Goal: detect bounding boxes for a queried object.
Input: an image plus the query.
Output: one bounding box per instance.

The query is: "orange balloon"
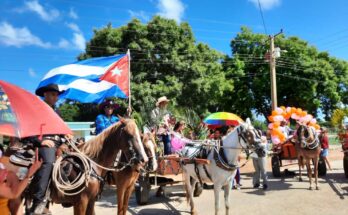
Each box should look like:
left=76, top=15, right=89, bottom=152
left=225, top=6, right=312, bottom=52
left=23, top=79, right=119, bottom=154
left=268, top=116, right=274, bottom=122
left=272, top=110, right=278, bottom=116
left=280, top=106, right=286, bottom=110
left=300, top=111, right=307, bottom=117
left=273, top=122, right=280, bottom=128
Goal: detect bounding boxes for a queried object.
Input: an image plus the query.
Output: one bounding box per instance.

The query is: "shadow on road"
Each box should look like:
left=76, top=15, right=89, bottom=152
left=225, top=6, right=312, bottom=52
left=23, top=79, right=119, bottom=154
left=322, top=172, right=348, bottom=200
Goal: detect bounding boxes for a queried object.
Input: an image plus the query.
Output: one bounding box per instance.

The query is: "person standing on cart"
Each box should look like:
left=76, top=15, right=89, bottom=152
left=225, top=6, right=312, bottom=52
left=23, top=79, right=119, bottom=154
left=151, top=96, right=172, bottom=155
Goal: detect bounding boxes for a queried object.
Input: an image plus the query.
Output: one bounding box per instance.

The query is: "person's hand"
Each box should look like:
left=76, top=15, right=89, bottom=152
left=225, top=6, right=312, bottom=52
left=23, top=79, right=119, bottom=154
left=41, top=139, right=55, bottom=147
left=27, top=148, right=42, bottom=178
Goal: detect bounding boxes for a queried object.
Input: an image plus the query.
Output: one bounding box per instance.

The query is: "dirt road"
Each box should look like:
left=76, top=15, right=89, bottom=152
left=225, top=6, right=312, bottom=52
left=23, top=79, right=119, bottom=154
left=51, top=147, right=348, bottom=215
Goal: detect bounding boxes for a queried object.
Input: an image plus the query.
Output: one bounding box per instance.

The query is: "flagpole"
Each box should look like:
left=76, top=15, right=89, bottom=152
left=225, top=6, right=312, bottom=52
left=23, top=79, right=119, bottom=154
left=127, top=49, right=131, bottom=116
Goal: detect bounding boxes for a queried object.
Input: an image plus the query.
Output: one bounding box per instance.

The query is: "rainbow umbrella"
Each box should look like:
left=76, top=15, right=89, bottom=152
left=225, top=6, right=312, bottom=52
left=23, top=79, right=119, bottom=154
left=204, top=112, right=244, bottom=126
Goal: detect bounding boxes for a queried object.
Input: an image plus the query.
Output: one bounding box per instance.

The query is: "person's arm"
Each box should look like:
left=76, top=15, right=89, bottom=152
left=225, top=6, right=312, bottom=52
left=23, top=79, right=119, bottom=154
left=0, top=149, right=42, bottom=199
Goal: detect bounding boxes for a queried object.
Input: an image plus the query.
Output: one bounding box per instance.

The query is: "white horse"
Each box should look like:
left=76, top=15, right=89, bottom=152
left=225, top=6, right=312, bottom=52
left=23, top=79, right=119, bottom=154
left=182, top=119, right=262, bottom=215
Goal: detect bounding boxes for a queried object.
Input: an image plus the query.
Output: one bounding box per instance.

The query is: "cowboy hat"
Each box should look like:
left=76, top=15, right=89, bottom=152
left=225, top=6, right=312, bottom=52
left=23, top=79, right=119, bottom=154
left=156, top=96, right=170, bottom=106
left=35, top=84, right=64, bottom=97
left=99, top=100, right=120, bottom=111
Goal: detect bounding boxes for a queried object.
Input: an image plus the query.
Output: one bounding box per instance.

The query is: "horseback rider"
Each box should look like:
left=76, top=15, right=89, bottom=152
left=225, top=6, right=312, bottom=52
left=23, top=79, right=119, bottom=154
left=95, top=99, right=120, bottom=135
left=26, top=83, right=72, bottom=214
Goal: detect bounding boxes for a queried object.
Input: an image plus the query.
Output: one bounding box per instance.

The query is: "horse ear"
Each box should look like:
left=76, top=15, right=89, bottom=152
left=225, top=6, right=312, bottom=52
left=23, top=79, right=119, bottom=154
left=245, top=118, right=252, bottom=127
left=118, top=115, right=126, bottom=124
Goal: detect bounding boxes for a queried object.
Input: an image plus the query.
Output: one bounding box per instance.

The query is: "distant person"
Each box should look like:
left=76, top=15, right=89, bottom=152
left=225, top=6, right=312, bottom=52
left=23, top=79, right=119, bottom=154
left=95, top=100, right=119, bottom=135
left=171, top=121, right=188, bottom=153
left=151, top=96, right=172, bottom=155
left=320, top=127, right=332, bottom=170
left=251, top=136, right=268, bottom=190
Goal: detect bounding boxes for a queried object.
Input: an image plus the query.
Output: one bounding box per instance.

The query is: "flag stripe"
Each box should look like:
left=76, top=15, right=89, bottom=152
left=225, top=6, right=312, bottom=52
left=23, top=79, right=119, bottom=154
left=59, top=79, right=115, bottom=94
left=72, top=55, right=125, bottom=66
left=42, top=64, right=105, bottom=80
left=38, top=74, right=100, bottom=89
left=60, top=85, right=127, bottom=103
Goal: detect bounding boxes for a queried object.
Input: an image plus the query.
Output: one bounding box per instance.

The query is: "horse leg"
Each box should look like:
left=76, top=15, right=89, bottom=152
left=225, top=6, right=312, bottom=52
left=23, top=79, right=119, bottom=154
left=123, top=180, right=137, bottom=215
left=223, top=182, right=232, bottom=215
left=73, top=195, right=88, bottom=215
left=298, top=156, right=303, bottom=182
left=86, top=199, right=96, bottom=215
left=313, top=157, right=319, bottom=190
left=305, top=160, right=312, bottom=190
left=184, top=171, right=197, bottom=215
left=214, top=183, right=222, bottom=215
left=117, top=185, right=126, bottom=215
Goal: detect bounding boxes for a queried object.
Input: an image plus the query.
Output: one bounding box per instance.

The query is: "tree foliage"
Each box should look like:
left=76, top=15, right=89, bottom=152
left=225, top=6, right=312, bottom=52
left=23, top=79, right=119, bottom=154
left=61, top=18, right=348, bottom=125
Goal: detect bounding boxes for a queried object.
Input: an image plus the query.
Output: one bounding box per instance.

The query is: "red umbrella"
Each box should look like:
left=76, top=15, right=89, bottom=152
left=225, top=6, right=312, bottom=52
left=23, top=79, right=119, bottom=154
left=0, top=80, right=72, bottom=138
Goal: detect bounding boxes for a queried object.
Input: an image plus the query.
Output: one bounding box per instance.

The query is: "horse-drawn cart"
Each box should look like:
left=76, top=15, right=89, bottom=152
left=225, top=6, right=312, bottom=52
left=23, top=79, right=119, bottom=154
left=134, top=155, right=209, bottom=205
left=271, top=139, right=327, bottom=177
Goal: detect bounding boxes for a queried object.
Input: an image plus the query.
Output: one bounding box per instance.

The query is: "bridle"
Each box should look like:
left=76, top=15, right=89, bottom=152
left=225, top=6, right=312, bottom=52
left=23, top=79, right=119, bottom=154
left=297, top=125, right=319, bottom=150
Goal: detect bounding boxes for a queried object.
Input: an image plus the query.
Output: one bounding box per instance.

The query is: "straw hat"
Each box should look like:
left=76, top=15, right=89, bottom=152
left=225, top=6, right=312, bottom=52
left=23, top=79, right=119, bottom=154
left=156, top=96, right=170, bottom=107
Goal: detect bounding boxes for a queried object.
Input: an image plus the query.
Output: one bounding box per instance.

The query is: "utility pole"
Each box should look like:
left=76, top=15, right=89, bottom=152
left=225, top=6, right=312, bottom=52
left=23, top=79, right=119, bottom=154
left=269, top=29, right=283, bottom=110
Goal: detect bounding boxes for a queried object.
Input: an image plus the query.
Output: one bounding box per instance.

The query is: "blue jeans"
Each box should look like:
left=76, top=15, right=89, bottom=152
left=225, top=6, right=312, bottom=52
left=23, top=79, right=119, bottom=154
left=161, top=134, right=171, bottom=155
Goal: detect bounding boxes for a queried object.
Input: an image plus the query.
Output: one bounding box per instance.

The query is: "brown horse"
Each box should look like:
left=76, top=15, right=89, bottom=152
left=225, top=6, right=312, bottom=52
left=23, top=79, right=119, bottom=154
left=295, top=124, right=321, bottom=190
left=48, top=118, right=148, bottom=215
left=107, top=131, right=158, bottom=215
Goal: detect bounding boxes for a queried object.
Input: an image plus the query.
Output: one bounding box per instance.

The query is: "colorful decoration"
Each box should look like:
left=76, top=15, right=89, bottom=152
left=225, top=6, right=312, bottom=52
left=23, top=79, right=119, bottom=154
left=268, top=106, right=320, bottom=144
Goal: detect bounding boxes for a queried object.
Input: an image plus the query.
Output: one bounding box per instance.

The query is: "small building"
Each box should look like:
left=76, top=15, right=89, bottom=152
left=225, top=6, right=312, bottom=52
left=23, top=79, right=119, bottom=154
left=66, top=122, right=95, bottom=141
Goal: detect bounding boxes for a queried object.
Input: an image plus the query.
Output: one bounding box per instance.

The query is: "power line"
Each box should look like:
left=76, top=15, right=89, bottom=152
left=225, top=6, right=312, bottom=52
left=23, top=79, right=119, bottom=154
left=257, top=0, right=268, bottom=35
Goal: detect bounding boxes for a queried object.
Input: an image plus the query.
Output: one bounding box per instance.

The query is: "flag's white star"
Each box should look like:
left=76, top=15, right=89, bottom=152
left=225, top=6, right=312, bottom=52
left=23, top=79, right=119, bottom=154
left=110, top=67, right=122, bottom=76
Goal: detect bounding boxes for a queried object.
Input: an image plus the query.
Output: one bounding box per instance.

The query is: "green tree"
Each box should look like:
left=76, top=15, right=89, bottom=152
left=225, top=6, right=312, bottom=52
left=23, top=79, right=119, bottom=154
left=225, top=27, right=348, bottom=120
left=78, top=16, right=234, bottom=115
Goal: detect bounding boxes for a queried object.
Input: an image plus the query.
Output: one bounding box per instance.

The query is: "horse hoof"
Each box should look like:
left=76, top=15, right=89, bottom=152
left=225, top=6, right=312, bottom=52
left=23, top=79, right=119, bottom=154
left=316, top=186, right=320, bottom=190
left=191, top=210, right=198, bottom=215
left=309, top=187, right=313, bottom=190
left=299, top=178, right=303, bottom=182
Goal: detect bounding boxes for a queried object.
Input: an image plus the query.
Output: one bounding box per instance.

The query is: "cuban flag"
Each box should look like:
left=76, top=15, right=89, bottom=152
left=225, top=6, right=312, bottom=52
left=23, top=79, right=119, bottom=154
left=36, top=53, right=130, bottom=103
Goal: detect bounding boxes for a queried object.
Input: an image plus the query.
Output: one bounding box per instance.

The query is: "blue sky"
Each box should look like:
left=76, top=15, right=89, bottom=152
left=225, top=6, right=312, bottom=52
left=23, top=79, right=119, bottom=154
left=1, top=0, right=348, bottom=93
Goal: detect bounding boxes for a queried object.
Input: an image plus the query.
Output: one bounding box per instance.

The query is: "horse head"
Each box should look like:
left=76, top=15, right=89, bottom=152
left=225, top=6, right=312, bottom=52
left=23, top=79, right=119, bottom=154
left=237, top=118, right=263, bottom=149
left=142, top=128, right=158, bottom=172
left=296, top=124, right=318, bottom=149
left=118, top=117, right=149, bottom=165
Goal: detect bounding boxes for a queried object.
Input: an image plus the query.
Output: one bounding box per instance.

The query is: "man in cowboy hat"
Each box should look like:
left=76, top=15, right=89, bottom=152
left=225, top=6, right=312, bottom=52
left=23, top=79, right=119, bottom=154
left=151, top=96, right=172, bottom=155
left=95, top=99, right=120, bottom=135
left=35, top=84, right=64, bottom=115
left=28, top=84, right=68, bottom=214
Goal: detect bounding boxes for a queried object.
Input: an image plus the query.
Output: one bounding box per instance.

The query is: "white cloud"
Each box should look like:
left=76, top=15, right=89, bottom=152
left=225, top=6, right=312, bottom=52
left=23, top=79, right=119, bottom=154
left=66, top=22, right=81, bottom=33
left=68, top=7, right=78, bottom=19
left=128, top=10, right=149, bottom=21
left=22, top=0, right=60, bottom=22
left=0, top=22, right=51, bottom=48
left=156, top=0, right=185, bottom=22
left=58, top=38, right=70, bottom=49
left=28, top=68, right=37, bottom=77
left=72, top=32, right=86, bottom=51
left=248, top=0, right=281, bottom=10
left=59, top=23, right=86, bottom=51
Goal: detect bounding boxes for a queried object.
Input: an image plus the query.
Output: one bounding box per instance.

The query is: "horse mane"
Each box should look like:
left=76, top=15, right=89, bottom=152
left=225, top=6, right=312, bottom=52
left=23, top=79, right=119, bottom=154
left=81, top=121, right=122, bottom=158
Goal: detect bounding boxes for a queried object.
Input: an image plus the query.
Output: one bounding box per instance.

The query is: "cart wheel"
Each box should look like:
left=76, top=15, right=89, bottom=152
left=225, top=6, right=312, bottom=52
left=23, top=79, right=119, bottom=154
left=271, top=156, right=281, bottom=177
left=343, top=155, right=348, bottom=178
left=318, top=156, right=327, bottom=176
left=135, top=174, right=151, bottom=205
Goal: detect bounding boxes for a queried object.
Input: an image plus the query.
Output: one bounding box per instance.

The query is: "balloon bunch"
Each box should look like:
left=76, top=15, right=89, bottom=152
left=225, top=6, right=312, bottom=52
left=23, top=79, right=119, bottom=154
left=268, top=106, right=320, bottom=144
